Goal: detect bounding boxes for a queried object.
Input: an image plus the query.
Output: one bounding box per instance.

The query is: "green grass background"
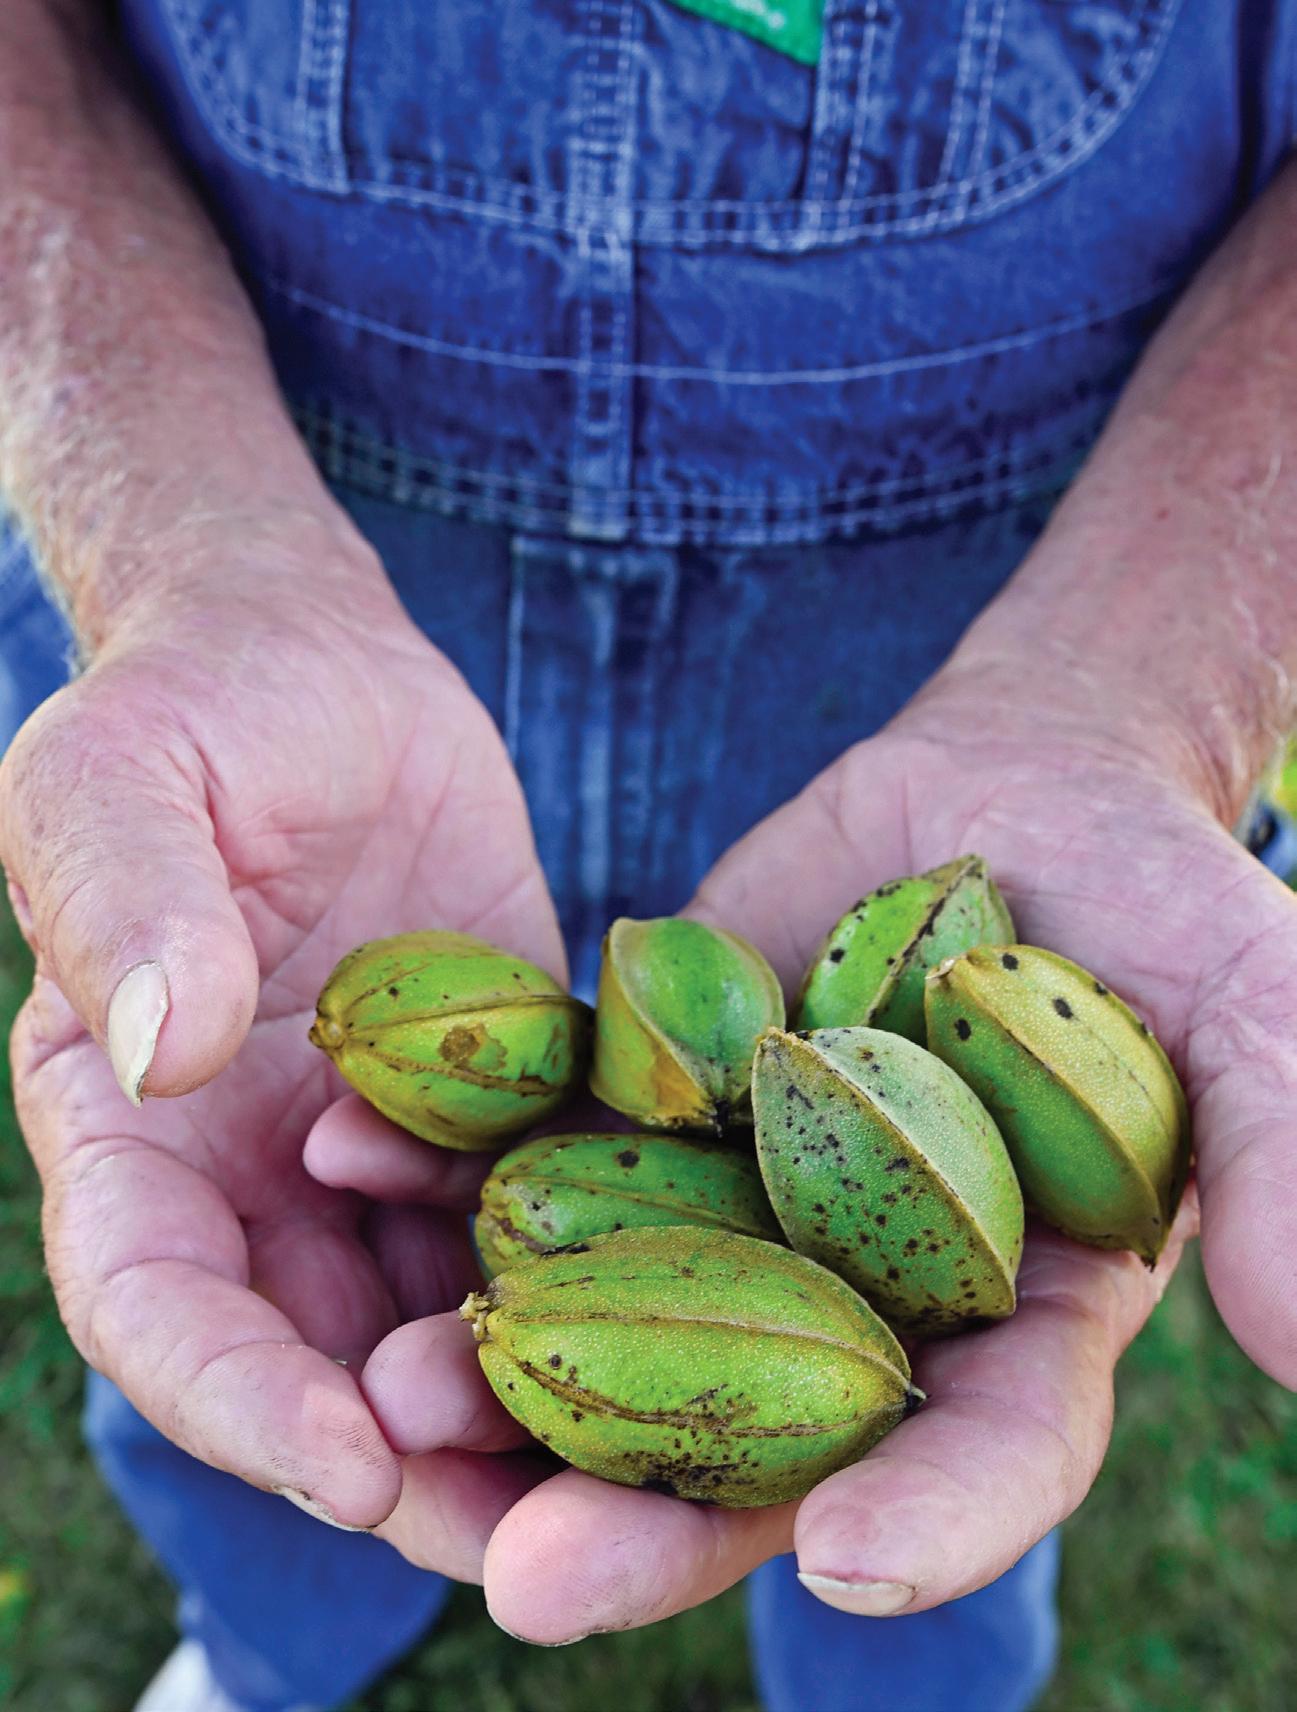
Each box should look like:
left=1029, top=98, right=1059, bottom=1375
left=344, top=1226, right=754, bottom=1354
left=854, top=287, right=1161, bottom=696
left=1, top=894, right=1294, bottom=1712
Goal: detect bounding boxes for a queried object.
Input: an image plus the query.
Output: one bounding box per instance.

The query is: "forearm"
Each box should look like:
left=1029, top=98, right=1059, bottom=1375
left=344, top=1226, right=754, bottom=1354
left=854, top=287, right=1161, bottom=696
left=0, top=0, right=380, bottom=651
left=928, top=158, right=1297, bottom=822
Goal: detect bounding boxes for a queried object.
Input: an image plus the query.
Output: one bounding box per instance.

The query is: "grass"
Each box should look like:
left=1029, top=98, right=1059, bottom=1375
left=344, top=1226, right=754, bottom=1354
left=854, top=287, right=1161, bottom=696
left=1, top=900, right=1293, bottom=1712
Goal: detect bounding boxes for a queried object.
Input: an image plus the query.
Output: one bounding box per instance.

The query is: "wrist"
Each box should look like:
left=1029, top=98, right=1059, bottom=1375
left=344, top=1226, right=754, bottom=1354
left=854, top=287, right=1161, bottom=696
left=84, top=500, right=412, bottom=663
left=899, top=609, right=1276, bottom=830
left=914, top=473, right=1294, bottom=827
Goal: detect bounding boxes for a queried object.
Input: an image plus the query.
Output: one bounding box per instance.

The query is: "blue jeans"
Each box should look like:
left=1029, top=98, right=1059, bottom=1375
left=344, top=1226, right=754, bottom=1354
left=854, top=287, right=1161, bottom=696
left=8, top=493, right=1294, bottom=1707
left=2, top=487, right=1071, bottom=1709
left=10, top=2, right=1297, bottom=1702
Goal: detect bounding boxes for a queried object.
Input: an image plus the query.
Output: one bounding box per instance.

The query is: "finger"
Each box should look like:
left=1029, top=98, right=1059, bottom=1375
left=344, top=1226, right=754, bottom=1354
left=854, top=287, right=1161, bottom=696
left=480, top=1203, right=1195, bottom=1642
left=688, top=743, right=914, bottom=987
left=246, top=1210, right=398, bottom=1370
left=365, top=1201, right=484, bottom=1321
left=1181, top=849, right=1297, bottom=1387
left=303, top=1093, right=494, bottom=1209
left=362, top=1313, right=527, bottom=1455
left=483, top=1472, right=793, bottom=1644
left=793, top=1205, right=1197, bottom=1617
left=27, top=1080, right=399, bottom=1525
left=374, top=1447, right=556, bottom=1583
left=0, top=677, right=258, bottom=1100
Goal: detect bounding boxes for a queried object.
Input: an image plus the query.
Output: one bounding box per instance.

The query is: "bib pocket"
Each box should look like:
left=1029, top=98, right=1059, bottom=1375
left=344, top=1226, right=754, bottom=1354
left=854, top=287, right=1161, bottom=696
left=795, top=0, right=1182, bottom=242
left=158, top=0, right=352, bottom=189
left=157, top=0, right=1181, bottom=245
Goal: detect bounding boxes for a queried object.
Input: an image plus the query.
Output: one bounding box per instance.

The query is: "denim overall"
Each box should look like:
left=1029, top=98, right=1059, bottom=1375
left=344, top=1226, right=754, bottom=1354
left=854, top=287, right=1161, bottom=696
left=3, top=0, right=1296, bottom=1705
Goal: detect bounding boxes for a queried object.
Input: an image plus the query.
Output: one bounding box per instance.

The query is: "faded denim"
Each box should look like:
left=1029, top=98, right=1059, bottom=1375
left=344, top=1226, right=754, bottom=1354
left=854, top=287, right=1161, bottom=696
left=119, top=1, right=1297, bottom=546
left=3, top=1, right=1296, bottom=1705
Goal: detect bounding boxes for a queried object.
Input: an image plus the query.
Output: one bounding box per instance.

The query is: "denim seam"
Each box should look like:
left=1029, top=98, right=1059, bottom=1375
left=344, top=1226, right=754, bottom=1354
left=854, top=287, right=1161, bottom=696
left=936, top=0, right=986, bottom=188
left=965, top=0, right=1010, bottom=192
left=292, top=1, right=316, bottom=159
left=565, top=0, right=638, bottom=536
left=295, top=399, right=1101, bottom=507
left=300, top=447, right=1083, bottom=545
left=293, top=0, right=350, bottom=190
left=297, top=404, right=1095, bottom=531
left=268, top=270, right=1180, bottom=384
left=806, top=0, right=850, bottom=206
left=841, top=1, right=884, bottom=208
left=158, top=0, right=1180, bottom=244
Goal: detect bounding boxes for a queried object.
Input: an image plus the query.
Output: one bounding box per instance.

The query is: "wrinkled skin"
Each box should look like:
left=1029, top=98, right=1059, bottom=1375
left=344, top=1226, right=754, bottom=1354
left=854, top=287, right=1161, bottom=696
left=4, top=2, right=1296, bottom=1659
left=355, top=675, right=1297, bottom=1633
left=5, top=521, right=1297, bottom=1628
left=0, top=533, right=563, bottom=1560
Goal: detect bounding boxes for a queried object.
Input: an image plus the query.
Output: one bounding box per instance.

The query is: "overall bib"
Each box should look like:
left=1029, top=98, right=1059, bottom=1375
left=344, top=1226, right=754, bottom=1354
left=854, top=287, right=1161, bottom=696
left=2, top=0, right=1294, bottom=1704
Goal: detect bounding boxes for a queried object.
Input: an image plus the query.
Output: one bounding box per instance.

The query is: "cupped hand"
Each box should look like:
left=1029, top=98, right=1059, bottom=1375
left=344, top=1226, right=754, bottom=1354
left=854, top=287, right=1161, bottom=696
left=0, top=520, right=562, bottom=1564
left=360, top=669, right=1297, bottom=1637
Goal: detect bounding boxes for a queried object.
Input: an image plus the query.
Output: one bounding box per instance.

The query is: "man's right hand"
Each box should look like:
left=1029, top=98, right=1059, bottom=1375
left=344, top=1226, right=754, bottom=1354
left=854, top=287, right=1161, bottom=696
left=0, top=516, right=562, bottom=1571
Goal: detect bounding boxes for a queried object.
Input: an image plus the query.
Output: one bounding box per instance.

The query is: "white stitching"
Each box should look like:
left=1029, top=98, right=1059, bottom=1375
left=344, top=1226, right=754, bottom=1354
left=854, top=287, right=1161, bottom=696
left=269, top=271, right=1180, bottom=385
left=842, top=0, right=884, bottom=210
left=965, top=0, right=1009, bottom=191
left=318, top=0, right=350, bottom=184
left=806, top=0, right=850, bottom=206
left=156, top=0, right=1182, bottom=244
left=296, top=402, right=1103, bottom=507
left=293, top=0, right=319, bottom=156
left=566, top=0, right=637, bottom=531
left=307, top=434, right=1085, bottom=542
left=936, top=0, right=986, bottom=188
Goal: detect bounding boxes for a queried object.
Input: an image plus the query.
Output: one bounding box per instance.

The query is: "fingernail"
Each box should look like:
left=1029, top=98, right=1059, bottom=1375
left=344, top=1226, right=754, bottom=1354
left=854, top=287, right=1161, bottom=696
left=489, top=1617, right=590, bottom=1647
left=797, top=1574, right=916, bottom=1616
left=273, top=1487, right=370, bottom=1533
left=107, top=962, right=169, bottom=1104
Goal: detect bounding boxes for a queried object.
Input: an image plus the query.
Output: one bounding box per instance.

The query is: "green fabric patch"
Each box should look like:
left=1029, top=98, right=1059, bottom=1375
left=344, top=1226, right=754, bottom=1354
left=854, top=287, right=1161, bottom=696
left=665, top=0, right=823, bottom=66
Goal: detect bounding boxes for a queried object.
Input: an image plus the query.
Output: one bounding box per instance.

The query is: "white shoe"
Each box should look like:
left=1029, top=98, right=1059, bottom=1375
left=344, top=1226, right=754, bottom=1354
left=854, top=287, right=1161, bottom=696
left=133, top=1639, right=322, bottom=1712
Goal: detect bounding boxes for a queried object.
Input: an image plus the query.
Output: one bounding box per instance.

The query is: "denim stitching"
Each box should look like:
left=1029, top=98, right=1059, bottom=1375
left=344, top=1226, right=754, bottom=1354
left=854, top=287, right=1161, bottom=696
left=297, top=401, right=1101, bottom=513
left=304, top=424, right=1087, bottom=543
left=318, top=0, right=351, bottom=188
left=160, top=0, right=359, bottom=193
left=269, top=271, right=1180, bottom=384
left=180, top=4, right=1157, bottom=220
left=842, top=1, right=884, bottom=209
left=570, top=0, right=601, bottom=509
left=964, top=0, right=1009, bottom=193
left=936, top=0, right=986, bottom=188
left=297, top=399, right=1103, bottom=504
left=293, top=0, right=350, bottom=189
left=158, top=0, right=1181, bottom=245
left=806, top=0, right=851, bottom=206
left=566, top=0, right=638, bottom=535
left=293, top=0, right=318, bottom=158
left=665, top=0, right=1178, bottom=220
left=606, top=0, right=638, bottom=507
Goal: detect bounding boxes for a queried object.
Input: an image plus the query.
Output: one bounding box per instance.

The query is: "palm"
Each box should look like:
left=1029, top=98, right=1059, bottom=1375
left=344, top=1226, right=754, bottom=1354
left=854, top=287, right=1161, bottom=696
left=701, top=720, right=1293, bottom=1378
left=9, top=606, right=563, bottom=1541
left=369, top=715, right=1297, bottom=1640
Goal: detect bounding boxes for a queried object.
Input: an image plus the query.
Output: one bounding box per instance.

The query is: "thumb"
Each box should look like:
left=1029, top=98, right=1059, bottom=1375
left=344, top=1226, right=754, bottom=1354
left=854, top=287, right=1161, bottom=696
left=0, top=672, right=259, bottom=1099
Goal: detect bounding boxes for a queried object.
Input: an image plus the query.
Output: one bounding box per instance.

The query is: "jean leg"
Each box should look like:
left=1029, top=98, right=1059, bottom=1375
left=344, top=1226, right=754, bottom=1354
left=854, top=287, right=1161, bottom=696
left=0, top=516, right=76, bottom=750
left=84, top=1375, right=451, bottom=1711
left=0, top=517, right=454, bottom=1710
left=746, top=1535, right=1061, bottom=1712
